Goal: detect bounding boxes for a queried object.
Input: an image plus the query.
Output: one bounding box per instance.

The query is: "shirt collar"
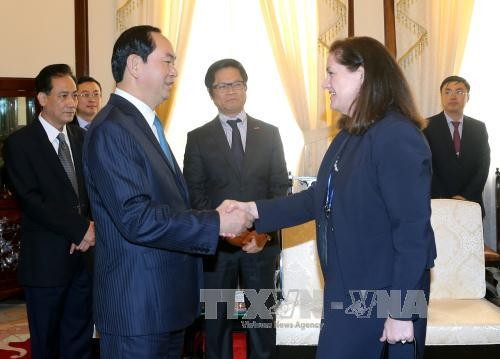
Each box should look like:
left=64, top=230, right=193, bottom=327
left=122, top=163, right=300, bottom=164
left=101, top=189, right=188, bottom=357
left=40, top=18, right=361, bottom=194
left=76, top=115, right=90, bottom=128
left=219, top=111, right=247, bottom=126
left=115, top=88, right=156, bottom=127
left=38, top=114, right=69, bottom=143
left=444, top=111, right=464, bottom=125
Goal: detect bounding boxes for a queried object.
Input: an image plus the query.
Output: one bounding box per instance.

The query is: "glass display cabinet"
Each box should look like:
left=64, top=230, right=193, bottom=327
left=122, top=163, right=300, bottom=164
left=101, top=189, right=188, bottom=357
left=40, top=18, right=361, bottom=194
left=0, top=77, right=37, bottom=299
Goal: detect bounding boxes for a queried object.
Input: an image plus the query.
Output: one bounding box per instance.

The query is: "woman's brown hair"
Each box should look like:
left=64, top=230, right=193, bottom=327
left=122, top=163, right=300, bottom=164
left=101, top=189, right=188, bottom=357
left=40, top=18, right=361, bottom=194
left=330, top=37, right=425, bottom=134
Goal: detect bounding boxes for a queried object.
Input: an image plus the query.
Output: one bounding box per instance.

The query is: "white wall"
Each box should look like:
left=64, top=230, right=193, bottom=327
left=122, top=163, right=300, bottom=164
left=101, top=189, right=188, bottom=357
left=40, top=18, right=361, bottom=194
left=0, top=0, right=386, bottom=101
left=0, top=0, right=116, bottom=104
left=0, top=0, right=75, bottom=77
left=88, top=0, right=117, bottom=102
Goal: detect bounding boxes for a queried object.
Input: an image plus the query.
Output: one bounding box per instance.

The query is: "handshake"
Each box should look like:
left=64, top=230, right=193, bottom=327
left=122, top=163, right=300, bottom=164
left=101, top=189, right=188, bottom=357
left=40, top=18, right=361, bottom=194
left=216, top=200, right=259, bottom=238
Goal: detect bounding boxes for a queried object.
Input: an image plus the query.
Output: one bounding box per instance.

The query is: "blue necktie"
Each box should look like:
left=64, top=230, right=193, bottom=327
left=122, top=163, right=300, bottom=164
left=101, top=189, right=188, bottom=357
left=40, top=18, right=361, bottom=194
left=227, top=119, right=244, bottom=173
left=153, top=116, right=175, bottom=170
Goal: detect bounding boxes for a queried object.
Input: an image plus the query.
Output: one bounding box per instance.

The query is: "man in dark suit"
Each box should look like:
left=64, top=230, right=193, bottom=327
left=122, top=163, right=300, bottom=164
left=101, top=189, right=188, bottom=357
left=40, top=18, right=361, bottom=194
left=83, top=26, right=252, bottom=358
left=71, top=76, right=102, bottom=130
left=424, top=76, right=490, bottom=215
left=183, top=58, right=289, bottom=359
left=4, top=64, right=95, bottom=358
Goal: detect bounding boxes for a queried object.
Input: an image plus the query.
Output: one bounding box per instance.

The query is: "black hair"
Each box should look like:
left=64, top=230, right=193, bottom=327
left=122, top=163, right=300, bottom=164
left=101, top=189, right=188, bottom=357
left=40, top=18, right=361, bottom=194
left=440, top=76, right=470, bottom=93
left=77, top=76, right=102, bottom=92
left=111, top=25, right=161, bottom=82
left=35, top=64, right=75, bottom=94
left=204, top=58, right=248, bottom=95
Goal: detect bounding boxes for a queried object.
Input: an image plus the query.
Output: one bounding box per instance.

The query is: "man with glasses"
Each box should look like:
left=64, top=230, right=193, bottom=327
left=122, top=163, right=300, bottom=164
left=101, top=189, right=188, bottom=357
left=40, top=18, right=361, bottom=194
left=4, top=64, right=95, bottom=358
left=72, top=76, right=102, bottom=130
left=184, top=58, right=288, bottom=359
left=424, top=75, right=490, bottom=216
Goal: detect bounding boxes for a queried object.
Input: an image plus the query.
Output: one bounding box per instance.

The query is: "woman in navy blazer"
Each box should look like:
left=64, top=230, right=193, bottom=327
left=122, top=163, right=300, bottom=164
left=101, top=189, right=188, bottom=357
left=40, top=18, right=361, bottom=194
left=223, top=37, right=437, bottom=358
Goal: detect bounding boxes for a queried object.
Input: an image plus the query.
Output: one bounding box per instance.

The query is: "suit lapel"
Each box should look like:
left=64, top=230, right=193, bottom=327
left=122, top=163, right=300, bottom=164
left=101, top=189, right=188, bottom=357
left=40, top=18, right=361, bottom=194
left=30, top=119, right=78, bottom=199
left=108, top=95, right=190, bottom=205
left=460, top=116, right=473, bottom=156
left=436, top=113, right=456, bottom=156
left=243, top=116, right=261, bottom=177
left=67, top=125, right=89, bottom=201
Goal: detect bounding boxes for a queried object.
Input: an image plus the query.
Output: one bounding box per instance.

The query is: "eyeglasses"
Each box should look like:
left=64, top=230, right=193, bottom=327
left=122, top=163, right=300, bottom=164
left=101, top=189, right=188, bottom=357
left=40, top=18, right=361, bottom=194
left=212, top=81, right=246, bottom=92
left=78, top=92, right=101, bottom=98
left=443, top=89, right=468, bottom=97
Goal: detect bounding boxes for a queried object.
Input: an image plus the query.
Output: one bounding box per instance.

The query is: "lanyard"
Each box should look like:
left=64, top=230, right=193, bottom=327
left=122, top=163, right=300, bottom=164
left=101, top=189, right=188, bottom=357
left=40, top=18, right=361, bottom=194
left=324, top=135, right=351, bottom=218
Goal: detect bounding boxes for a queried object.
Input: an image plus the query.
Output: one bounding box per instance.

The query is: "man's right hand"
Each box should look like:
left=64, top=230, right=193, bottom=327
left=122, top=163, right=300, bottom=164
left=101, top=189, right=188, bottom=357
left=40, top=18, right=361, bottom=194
left=216, top=203, right=254, bottom=237
left=70, top=221, right=95, bottom=254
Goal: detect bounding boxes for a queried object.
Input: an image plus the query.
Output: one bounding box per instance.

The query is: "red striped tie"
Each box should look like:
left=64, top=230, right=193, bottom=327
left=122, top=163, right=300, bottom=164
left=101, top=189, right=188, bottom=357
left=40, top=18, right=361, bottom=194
left=452, top=121, right=461, bottom=155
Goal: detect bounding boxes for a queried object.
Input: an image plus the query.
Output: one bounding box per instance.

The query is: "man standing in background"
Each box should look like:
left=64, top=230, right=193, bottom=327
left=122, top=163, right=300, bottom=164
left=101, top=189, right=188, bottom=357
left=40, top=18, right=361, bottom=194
left=184, top=58, right=288, bottom=359
left=4, top=63, right=94, bottom=358
left=424, top=76, right=490, bottom=216
left=73, top=76, right=102, bottom=130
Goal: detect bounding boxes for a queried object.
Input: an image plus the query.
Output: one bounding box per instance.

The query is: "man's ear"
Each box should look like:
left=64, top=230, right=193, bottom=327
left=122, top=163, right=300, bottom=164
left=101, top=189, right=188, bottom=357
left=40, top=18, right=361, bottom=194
left=126, top=54, right=142, bottom=79
left=37, top=92, right=47, bottom=107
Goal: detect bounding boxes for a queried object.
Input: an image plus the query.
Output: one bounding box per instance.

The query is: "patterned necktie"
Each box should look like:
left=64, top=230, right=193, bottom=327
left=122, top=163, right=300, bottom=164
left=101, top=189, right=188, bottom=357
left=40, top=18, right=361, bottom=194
left=57, top=133, right=79, bottom=196
left=227, top=119, right=244, bottom=173
left=153, top=116, right=175, bottom=170
left=452, top=121, right=461, bottom=155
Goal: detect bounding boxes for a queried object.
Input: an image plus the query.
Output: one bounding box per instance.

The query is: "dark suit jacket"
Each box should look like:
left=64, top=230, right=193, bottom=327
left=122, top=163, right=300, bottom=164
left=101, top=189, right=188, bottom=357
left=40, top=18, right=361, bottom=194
left=183, top=116, right=289, bottom=250
left=423, top=111, right=490, bottom=213
left=255, top=111, right=436, bottom=301
left=83, top=94, right=220, bottom=336
left=70, top=115, right=79, bottom=127
left=4, top=119, right=90, bottom=287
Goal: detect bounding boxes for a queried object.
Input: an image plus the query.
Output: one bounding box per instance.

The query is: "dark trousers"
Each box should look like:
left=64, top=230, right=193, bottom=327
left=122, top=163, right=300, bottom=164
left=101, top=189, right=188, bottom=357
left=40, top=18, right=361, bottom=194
left=99, top=329, right=185, bottom=359
left=24, top=266, right=93, bottom=359
left=203, top=247, right=279, bottom=359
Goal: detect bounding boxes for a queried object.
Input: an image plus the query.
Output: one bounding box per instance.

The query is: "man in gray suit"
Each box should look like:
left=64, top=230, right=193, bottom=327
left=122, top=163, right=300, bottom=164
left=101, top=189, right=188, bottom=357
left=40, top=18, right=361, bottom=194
left=184, top=58, right=289, bottom=359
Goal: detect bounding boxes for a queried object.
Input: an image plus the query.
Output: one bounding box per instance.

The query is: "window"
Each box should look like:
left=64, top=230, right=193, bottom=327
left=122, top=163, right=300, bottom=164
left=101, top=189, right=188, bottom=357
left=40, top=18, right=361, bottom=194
left=167, top=0, right=303, bottom=172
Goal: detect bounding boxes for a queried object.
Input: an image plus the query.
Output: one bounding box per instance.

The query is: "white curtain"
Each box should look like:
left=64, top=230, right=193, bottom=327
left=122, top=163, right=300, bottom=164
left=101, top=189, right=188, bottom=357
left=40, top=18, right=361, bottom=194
left=260, top=0, right=348, bottom=176
left=460, top=2, right=499, bottom=250
left=116, top=0, right=166, bottom=34
left=395, top=0, right=475, bottom=117
left=115, top=0, right=196, bottom=126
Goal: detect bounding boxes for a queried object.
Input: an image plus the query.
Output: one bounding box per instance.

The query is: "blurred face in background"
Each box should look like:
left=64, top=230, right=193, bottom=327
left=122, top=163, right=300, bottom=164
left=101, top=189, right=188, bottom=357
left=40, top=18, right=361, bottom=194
left=77, top=81, right=102, bottom=122
left=441, top=81, right=469, bottom=118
